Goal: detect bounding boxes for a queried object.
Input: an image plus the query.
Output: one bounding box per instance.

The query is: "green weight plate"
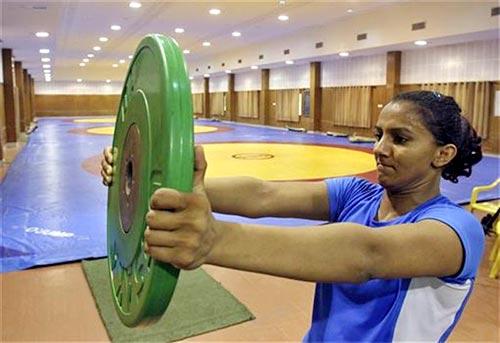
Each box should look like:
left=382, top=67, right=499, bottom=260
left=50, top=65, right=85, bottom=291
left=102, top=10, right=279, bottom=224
left=107, top=34, right=194, bottom=327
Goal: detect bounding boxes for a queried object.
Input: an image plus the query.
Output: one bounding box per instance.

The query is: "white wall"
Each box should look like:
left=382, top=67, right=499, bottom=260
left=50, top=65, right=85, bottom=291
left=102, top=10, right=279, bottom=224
left=235, top=70, right=261, bottom=91
left=190, top=78, right=204, bottom=94
left=322, top=54, right=386, bottom=87
left=401, top=39, right=500, bottom=84
left=270, top=63, right=309, bottom=90
left=34, top=81, right=123, bottom=94
left=209, top=74, right=228, bottom=92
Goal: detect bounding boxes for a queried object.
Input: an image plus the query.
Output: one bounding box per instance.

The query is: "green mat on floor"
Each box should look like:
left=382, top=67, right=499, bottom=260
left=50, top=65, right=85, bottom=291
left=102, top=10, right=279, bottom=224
left=82, top=259, right=255, bottom=342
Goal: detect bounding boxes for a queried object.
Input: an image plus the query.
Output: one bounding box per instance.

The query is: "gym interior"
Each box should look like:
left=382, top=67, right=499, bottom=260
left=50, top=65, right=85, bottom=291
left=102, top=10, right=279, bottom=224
left=1, top=1, right=499, bottom=341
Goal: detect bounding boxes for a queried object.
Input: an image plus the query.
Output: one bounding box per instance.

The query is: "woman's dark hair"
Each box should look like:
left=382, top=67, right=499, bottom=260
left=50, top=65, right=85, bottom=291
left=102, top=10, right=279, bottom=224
left=392, top=90, right=482, bottom=183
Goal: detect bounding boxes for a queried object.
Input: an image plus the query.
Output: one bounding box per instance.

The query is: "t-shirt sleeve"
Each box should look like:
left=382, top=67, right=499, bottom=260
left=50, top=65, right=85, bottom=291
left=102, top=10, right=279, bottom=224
left=418, top=205, right=485, bottom=281
left=324, top=177, right=374, bottom=222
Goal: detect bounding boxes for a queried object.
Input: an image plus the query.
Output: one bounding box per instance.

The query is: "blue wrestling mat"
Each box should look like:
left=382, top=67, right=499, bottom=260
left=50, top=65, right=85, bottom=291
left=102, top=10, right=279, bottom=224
left=1, top=117, right=498, bottom=272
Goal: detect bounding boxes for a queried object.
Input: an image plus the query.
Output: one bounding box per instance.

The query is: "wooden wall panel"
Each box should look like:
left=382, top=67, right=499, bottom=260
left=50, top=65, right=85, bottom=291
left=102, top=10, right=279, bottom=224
left=14, top=62, right=25, bottom=132
left=483, top=81, right=499, bottom=154
left=34, top=95, right=120, bottom=116
left=2, top=49, right=16, bottom=142
left=23, top=70, right=31, bottom=127
left=0, top=83, right=5, bottom=159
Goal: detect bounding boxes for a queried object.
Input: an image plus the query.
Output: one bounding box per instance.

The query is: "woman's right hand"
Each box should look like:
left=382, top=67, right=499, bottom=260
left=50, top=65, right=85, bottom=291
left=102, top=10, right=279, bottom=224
left=101, top=146, right=114, bottom=186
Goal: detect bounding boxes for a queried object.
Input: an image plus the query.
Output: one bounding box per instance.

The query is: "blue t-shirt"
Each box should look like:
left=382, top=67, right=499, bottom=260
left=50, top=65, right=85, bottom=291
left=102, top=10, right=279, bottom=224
left=304, top=177, right=484, bottom=342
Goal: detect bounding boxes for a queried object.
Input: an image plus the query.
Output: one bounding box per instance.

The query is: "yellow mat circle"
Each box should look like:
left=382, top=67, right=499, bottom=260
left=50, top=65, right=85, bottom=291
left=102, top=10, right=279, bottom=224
left=203, top=143, right=375, bottom=180
left=85, top=125, right=218, bottom=135
left=74, top=118, right=116, bottom=124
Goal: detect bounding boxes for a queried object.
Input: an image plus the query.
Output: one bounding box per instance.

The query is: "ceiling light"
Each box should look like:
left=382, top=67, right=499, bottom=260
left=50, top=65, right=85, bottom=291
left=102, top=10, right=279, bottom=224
left=39, top=48, right=50, bottom=54
left=99, top=37, right=109, bottom=42
left=183, top=49, right=190, bottom=54
left=250, top=65, right=258, bottom=70
left=279, top=0, right=286, bottom=4
left=119, top=59, right=125, bottom=64
left=41, top=57, right=51, bottom=62
left=129, top=1, right=142, bottom=8
left=77, top=79, right=82, bottom=82
left=42, top=64, right=51, bottom=69
left=110, top=25, right=122, bottom=31
left=278, top=14, right=289, bottom=21
left=43, top=70, right=51, bottom=74
left=87, top=53, right=95, bottom=58
left=285, top=60, right=294, bottom=65
left=128, top=55, right=133, bottom=59
left=225, top=69, right=232, bottom=74
left=35, top=31, right=49, bottom=38
left=174, top=28, right=185, bottom=33
left=202, top=41, right=211, bottom=47
left=106, top=79, right=111, bottom=83
left=414, top=40, right=427, bottom=46
left=232, top=31, right=241, bottom=37
left=347, top=9, right=353, bottom=13
left=112, top=64, right=118, bottom=68
left=203, top=73, right=210, bottom=77
left=45, top=79, right=51, bottom=82
left=189, top=76, right=194, bottom=80
left=79, top=63, right=86, bottom=67
left=93, top=46, right=101, bottom=51
left=339, top=51, right=349, bottom=57
left=83, top=58, right=89, bottom=62
left=209, top=8, right=221, bottom=15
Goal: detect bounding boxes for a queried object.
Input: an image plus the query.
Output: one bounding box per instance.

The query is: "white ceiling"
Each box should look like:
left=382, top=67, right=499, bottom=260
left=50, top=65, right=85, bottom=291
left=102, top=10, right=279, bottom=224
left=1, top=0, right=499, bottom=83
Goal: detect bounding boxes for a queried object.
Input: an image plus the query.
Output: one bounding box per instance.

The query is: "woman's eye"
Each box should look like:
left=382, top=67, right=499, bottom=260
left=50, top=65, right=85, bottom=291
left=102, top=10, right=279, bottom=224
left=394, top=136, right=408, bottom=144
left=373, top=132, right=382, bottom=141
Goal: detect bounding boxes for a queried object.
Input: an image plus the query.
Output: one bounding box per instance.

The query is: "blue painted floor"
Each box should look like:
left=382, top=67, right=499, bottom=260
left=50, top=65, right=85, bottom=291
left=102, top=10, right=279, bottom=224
left=1, top=117, right=498, bottom=272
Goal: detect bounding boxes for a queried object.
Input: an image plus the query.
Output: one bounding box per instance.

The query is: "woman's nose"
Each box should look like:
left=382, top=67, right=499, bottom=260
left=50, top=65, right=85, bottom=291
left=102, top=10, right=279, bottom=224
left=373, top=136, right=390, bottom=156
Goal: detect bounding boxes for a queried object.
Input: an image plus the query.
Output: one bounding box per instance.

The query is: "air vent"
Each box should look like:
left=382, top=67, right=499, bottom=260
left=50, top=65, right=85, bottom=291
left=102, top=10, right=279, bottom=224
left=492, top=7, right=500, bottom=16
left=357, top=33, right=367, bottom=41
left=315, top=42, right=323, bottom=48
left=283, top=49, right=290, bottom=55
left=259, top=54, right=264, bottom=60
left=221, top=62, right=225, bottom=67
left=412, top=21, right=426, bottom=31
left=195, top=68, right=199, bottom=72
left=238, top=59, right=242, bottom=64
left=207, top=65, right=211, bottom=70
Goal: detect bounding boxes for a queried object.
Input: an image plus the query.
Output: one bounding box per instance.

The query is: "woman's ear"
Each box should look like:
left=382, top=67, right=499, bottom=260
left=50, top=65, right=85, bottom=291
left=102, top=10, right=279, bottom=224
left=432, top=144, right=457, bottom=168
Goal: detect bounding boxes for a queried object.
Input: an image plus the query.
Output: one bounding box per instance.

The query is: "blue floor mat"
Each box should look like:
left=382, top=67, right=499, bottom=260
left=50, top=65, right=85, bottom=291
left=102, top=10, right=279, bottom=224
left=1, top=117, right=498, bottom=272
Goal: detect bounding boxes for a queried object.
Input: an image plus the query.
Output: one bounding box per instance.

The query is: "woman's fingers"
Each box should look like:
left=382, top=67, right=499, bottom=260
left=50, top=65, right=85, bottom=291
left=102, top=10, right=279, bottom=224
left=150, top=188, right=187, bottom=211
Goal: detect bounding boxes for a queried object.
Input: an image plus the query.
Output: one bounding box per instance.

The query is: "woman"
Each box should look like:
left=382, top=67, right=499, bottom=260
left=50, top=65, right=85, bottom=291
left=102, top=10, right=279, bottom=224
left=101, top=91, right=484, bottom=341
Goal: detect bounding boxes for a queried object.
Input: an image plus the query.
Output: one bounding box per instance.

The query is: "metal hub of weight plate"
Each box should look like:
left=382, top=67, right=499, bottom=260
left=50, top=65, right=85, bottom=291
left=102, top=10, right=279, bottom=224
left=107, top=34, right=194, bottom=327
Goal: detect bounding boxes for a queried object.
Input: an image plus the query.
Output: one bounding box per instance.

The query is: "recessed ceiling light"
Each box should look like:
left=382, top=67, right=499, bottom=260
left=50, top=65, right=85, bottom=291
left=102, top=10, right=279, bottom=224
left=43, top=70, right=51, bottom=74
left=99, top=37, right=109, bottom=42
left=278, top=14, right=289, bottom=21
left=77, top=79, right=82, bottom=82
left=202, top=41, right=211, bottom=47
left=83, top=58, right=89, bottom=62
left=106, top=79, right=111, bottom=83
left=41, top=57, right=51, bottom=62
left=93, top=46, right=101, bottom=51
left=250, top=65, right=258, bottom=70
left=285, top=60, right=294, bottom=65
left=209, top=8, right=221, bottom=15
left=414, top=40, right=427, bottom=46
left=42, top=64, right=51, bottom=69
left=189, top=76, right=194, bottom=80
left=45, top=79, right=51, bottom=82
left=79, top=63, right=86, bottom=67
left=128, top=55, right=133, bottom=59
left=87, top=53, right=95, bottom=58
left=174, top=28, right=185, bottom=33
left=39, top=48, right=50, bottom=54
left=225, top=69, right=232, bottom=74
left=347, top=9, right=353, bottom=13
left=119, top=59, right=125, bottom=64
left=110, top=25, right=122, bottom=31
left=232, top=31, right=241, bottom=37
left=279, top=0, right=286, bottom=5
left=129, top=1, right=142, bottom=8
left=339, top=51, right=349, bottom=57
left=183, top=49, right=190, bottom=54
left=112, top=64, right=118, bottom=68
left=203, top=73, right=210, bottom=77
left=35, top=31, right=49, bottom=38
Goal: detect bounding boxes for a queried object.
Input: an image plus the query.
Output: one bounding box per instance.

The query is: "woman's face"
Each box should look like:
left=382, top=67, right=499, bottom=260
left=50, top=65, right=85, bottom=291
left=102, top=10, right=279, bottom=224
left=373, top=101, right=441, bottom=191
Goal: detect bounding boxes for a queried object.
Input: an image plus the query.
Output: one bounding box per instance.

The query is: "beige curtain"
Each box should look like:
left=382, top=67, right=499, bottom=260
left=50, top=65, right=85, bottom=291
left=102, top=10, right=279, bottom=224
left=236, top=91, right=259, bottom=118
left=209, top=92, right=224, bottom=116
left=192, top=93, right=203, bottom=114
left=421, top=82, right=490, bottom=138
left=275, top=89, right=300, bottom=122
left=323, top=86, right=371, bottom=128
